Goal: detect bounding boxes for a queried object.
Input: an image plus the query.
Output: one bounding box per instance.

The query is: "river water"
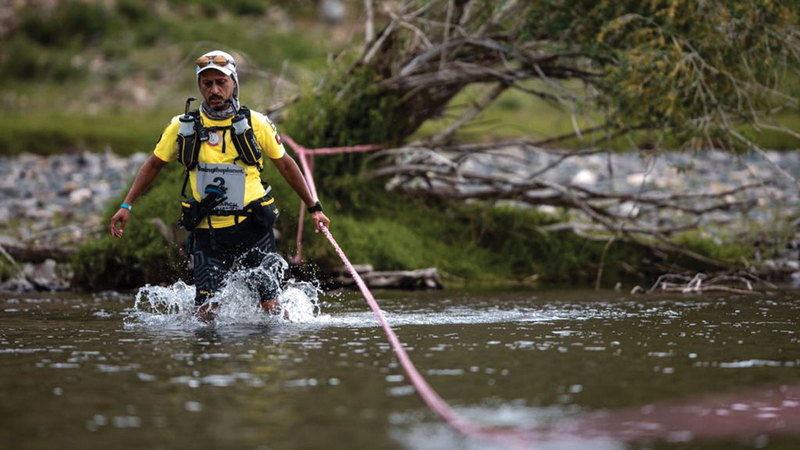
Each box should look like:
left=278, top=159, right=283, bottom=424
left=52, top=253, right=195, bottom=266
left=1, top=285, right=798, bottom=450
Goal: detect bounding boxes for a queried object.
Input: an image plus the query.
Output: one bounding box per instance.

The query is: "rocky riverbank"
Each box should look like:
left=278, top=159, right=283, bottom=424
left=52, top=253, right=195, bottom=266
left=0, top=150, right=148, bottom=244
left=0, top=150, right=147, bottom=291
left=1, top=148, right=799, bottom=292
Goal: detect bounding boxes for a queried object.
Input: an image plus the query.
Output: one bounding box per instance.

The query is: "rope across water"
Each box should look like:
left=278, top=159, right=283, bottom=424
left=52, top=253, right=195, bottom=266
left=283, top=135, right=537, bottom=447
left=320, top=224, right=536, bottom=447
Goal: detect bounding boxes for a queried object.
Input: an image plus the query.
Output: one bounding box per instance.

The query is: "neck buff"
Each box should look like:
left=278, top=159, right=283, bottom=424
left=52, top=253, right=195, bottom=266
left=201, top=99, right=238, bottom=120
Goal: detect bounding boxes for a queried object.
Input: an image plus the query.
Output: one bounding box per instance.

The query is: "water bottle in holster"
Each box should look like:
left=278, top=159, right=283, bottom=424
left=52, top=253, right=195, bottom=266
left=177, top=98, right=202, bottom=171
left=231, top=108, right=262, bottom=168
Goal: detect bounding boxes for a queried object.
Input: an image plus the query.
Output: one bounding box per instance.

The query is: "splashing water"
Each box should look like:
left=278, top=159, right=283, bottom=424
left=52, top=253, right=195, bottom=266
left=124, top=253, right=326, bottom=328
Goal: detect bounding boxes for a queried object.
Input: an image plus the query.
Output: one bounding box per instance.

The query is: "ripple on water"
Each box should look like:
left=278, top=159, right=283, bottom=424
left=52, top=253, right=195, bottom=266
left=305, top=300, right=699, bottom=329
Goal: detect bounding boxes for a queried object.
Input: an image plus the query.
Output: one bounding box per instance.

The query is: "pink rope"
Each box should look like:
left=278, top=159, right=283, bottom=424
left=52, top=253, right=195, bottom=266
left=295, top=149, right=318, bottom=200
left=298, top=145, right=385, bottom=155
left=282, top=134, right=384, bottom=156
left=320, top=225, right=536, bottom=447
left=282, top=135, right=536, bottom=446
left=293, top=203, right=305, bottom=265
left=283, top=135, right=317, bottom=262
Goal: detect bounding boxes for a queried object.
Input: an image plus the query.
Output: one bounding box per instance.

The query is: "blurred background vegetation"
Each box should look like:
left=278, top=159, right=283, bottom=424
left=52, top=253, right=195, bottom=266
left=2, top=0, right=796, bottom=289
left=2, top=0, right=334, bottom=155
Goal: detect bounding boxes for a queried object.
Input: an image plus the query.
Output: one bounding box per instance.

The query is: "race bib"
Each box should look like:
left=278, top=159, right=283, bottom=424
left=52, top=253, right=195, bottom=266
left=196, top=163, right=246, bottom=211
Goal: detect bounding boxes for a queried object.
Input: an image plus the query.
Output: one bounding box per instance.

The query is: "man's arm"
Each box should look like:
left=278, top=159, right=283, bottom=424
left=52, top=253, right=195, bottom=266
left=109, top=154, right=168, bottom=238
left=270, top=154, right=330, bottom=232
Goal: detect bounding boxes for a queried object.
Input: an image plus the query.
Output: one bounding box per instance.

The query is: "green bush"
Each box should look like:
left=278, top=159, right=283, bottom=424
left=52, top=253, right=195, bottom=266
left=1, top=36, right=41, bottom=80
left=116, top=0, right=148, bottom=23
left=228, top=0, right=267, bottom=16
left=0, top=260, right=18, bottom=283
left=3, top=110, right=167, bottom=156
left=291, top=197, right=658, bottom=285
left=496, top=93, right=523, bottom=111
left=20, top=2, right=112, bottom=46
left=272, top=169, right=653, bottom=284
left=674, top=231, right=750, bottom=270
left=72, top=164, right=186, bottom=289
left=282, top=67, right=405, bottom=181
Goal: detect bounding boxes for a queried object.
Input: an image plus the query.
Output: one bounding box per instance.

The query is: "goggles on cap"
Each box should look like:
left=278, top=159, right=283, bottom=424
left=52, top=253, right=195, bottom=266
left=195, top=54, right=235, bottom=68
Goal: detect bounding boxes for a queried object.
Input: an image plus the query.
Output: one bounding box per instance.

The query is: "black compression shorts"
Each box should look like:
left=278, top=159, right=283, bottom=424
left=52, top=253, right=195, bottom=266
left=191, top=218, right=279, bottom=305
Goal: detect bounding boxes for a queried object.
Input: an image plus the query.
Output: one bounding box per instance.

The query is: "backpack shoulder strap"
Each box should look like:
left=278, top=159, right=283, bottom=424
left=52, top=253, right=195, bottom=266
left=190, top=109, right=202, bottom=128
left=238, top=105, right=252, bottom=126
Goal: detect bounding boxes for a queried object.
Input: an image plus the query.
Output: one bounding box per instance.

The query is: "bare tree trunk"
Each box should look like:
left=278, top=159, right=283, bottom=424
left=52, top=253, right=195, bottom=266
left=364, top=0, right=374, bottom=43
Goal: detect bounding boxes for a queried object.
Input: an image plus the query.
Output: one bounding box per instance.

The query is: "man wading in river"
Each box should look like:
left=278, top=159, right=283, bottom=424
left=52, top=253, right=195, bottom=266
left=109, top=50, right=329, bottom=320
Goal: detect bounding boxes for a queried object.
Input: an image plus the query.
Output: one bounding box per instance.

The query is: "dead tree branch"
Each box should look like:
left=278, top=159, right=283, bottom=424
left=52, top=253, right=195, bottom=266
left=365, top=141, right=788, bottom=269
left=638, top=271, right=778, bottom=296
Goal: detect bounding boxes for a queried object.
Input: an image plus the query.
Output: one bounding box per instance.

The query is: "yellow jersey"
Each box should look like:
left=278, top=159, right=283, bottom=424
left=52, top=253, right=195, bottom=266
left=154, top=109, right=285, bottom=228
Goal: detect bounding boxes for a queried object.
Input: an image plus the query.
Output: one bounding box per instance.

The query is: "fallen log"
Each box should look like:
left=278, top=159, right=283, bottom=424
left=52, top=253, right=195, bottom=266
left=1, top=243, right=75, bottom=263
left=332, top=265, right=444, bottom=290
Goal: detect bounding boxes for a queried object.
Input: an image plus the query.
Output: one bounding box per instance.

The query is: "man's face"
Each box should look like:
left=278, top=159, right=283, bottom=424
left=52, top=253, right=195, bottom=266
left=199, top=69, right=235, bottom=110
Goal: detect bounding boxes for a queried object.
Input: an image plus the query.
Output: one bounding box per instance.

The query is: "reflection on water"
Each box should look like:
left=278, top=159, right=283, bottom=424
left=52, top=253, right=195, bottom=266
left=0, top=288, right=798, bottom=449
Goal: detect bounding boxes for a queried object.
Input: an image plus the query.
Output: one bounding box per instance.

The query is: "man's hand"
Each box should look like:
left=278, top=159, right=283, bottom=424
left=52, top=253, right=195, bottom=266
left=311, top=211, right=330, bottom=232
left=107, top=155, right=167, bottom=239
left=109, top=208, right=130, bottom=238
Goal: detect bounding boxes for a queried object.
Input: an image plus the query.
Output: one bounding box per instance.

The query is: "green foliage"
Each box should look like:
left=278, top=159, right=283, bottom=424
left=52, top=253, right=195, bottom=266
left=3, top=110, right=165, bottom=156
left=19, top=2, right=112, bottom=46
left=282, top=68, right=404, bottom=174
left=455, top=205, right=645, bottom=284
left=3, top=2, right=116, bottom=81
left=676, top=230, right=749, bottom=261
left=0, top=260, right=18, bottom=283
left=327, top=215, right=489, bottom=279
left=72, top=165, right=186, bottom=290
left=228, top=0, right=267, bottom=16
left=347, top=206, right=636, bottom=283
left=168, top=0, right=262, bottom=16
left=1, top=1, right=330, bottom=83
left=522, top=0, right=798, bottom=151
left=279, top=177, right=654, bottom=284
left=2, top=36, right=42, bottom=80
left=496, top=93, right=524, bottom=111
left=116, top=0, right=148, bottom=23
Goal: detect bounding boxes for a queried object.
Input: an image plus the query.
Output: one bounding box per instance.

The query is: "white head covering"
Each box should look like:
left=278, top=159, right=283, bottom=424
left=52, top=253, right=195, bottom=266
left=196, top=50, right=240, bottom=110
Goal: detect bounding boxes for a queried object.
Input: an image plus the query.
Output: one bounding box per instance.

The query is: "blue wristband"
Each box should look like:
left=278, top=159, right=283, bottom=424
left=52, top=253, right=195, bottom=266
left=120, top=203, right=132, bottom=212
